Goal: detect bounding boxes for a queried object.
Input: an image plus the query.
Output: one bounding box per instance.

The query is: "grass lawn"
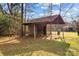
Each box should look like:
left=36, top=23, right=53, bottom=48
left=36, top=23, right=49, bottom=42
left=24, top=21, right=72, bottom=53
left=0, top=32, right=79, bottom=56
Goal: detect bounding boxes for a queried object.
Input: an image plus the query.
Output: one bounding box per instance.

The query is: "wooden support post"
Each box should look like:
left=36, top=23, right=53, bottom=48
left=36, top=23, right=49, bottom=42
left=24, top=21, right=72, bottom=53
left=34, top=24, right=36, bottom=40
left=62, top=28, right=64, bottom=39
left=21, top=25, right=24, bottom=36
left=50, top=23, right=52, bottom=40
left=46, top=24, right=47, bottom=40
left=23, top=25, right=26, bottom=36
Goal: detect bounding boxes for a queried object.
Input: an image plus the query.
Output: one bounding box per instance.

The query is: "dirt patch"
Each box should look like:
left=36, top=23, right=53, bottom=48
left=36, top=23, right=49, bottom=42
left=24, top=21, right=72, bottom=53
left=0, top=36, right=20, bottom=44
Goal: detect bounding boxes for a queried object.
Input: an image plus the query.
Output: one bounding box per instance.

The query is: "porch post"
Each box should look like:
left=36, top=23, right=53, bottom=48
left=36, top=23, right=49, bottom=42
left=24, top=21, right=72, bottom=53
left=46, top=24, right=48, bottom=40
left=23, top=25, right=26, bottom=36
left=34, top=24, right=36, bottom=40
left=50, top=23, right=52, bottom=40
left=62, top=27, right=64, bottom=39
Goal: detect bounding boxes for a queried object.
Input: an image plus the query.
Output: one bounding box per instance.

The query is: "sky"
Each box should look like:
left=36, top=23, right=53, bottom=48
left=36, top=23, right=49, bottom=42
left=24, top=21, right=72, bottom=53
left=25, top=3, right=79, bottom=22
left=1, top=3, right=79, bottom=22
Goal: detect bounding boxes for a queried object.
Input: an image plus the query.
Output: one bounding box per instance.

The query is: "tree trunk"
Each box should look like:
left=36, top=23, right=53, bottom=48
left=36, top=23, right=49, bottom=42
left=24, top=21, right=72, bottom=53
left=77, top=29, right=79, bottom=36
left=77, top=31, right=79, bottom=36
left=76, top=22, right=79, bottom=36
left=21, top=3, right=24, bottom=36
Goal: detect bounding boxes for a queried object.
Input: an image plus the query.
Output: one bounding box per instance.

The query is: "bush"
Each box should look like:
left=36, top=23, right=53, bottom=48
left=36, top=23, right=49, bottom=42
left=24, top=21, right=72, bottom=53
left=0, top=14, right=22, bottom=36
left=0, top=15, right=10, bottom=35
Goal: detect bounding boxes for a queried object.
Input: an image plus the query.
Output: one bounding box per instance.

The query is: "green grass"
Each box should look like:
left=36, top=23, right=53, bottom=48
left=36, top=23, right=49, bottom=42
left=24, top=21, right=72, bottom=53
left=0, top=38, right=70, bottom=56
left=64, top=32, right=79, bottom=39
left=61, top=32, right=79, bottom=56
left=0, top=32, right=79, bottom=56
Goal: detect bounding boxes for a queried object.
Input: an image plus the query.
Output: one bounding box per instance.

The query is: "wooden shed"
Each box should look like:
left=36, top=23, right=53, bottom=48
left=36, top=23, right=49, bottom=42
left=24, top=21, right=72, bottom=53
left=22, top=14, right=65, bottom=39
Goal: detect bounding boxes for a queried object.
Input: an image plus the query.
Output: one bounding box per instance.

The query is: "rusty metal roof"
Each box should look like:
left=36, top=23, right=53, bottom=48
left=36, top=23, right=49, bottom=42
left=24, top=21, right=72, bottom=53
left=22, top=14, right=65, bottom=25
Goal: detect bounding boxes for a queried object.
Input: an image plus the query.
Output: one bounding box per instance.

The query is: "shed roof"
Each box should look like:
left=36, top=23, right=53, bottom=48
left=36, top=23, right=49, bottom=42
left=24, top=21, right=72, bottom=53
left=22, top=14, right=65, bottom=25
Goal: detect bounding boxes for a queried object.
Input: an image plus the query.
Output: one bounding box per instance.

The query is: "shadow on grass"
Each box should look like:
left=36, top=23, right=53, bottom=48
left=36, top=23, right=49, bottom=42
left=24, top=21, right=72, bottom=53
left=0, top=36, right=70, bottom=56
